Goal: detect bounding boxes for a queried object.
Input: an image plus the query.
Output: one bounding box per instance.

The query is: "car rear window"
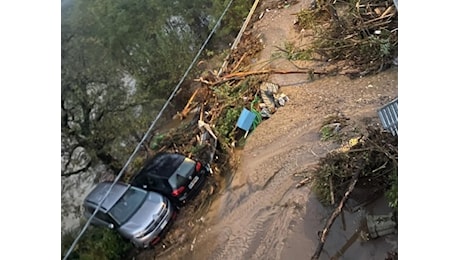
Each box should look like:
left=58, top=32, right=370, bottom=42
left=142, top=153, right=185, bottom=178
left=108, top=187, right=147, bottom=225
left=168, top=158, right=195, bottom=188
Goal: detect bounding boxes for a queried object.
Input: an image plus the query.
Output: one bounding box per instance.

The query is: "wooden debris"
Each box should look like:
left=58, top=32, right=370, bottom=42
left=297, top=0, right=398, bottom=76
left=231, top=52, right=247, bottom=73
left=218, top=0, right=261, bottom=76
left=178, top=88, right=199, bottom=120
left=296, top=176, right=313, bottom=188
left=198, top=120, right=217, bottom=141
left=195, top=69, right=329, bottom=86
left=312, top=125, right=397, bottom=206
left=329, top=176, right=335, bottom=205
left=311, top=171, right=360, bottom=260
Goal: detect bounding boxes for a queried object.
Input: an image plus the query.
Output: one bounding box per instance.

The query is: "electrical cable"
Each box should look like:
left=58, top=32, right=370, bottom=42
left=62, top=0, right=235, bottom=258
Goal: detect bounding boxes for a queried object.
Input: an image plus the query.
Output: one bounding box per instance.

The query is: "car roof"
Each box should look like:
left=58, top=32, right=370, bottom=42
left=136, top=152, right=186, bottom=179
left=84, top=181, right=129, bottom=211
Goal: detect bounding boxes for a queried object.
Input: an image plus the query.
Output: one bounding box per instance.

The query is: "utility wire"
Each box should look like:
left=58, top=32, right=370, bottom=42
left=63, top=0, right=234, bottom=258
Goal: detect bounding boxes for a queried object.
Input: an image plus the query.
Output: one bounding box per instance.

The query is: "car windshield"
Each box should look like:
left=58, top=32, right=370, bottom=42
left=108, top=187, right=147, bottom=225
left=168, top=158, right=195, bottom=188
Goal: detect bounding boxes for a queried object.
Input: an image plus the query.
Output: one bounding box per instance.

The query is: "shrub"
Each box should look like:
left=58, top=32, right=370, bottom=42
left=62, top=225, right=132, bottom=260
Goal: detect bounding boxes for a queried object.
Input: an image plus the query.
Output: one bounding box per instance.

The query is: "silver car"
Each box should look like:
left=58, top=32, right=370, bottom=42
left=83, top=181, right=176, bottom=248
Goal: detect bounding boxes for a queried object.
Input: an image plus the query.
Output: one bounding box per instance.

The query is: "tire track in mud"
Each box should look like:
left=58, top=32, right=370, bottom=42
left=246, top=198, right=304, bottom=260
left=192, top=126, right=333, bottom=260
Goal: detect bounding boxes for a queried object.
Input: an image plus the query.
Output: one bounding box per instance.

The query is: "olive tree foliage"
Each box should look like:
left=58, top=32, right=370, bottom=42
left=210, top=0, right=252, bottom=41
left=61, top=0, right=254, bottom=254
left=61, top=0, right=253, bottom=177
left=63, top=0, right=205, bottom=176
left=61, top=27, right=146, bottom=175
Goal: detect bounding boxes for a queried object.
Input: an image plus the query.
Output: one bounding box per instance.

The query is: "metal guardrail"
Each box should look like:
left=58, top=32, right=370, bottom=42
left=378, top=98, right=398, bottom=136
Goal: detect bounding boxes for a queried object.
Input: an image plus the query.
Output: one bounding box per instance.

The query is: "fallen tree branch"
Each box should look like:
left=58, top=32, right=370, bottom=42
left=311, top=170, right=360, bottom=260
left=329, top=176, right=335, bottom=205
left=231, top=52, right=247, bottom=73
left=195, top=69, right=316, bottom=86
left=178, top=88, right=199, bottom=119
left=218, top=0, right=261, bottom=76
left=224, top=69, right=309, bottom=78
left=296, top=176, right=313, bottom=188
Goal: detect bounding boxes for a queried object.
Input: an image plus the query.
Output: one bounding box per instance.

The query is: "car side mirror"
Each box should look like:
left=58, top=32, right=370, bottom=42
left=108, top=223, right=114, bottom=229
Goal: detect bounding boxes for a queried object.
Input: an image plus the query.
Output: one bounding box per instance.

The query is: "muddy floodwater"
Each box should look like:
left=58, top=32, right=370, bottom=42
left=62, top=1, right=398, bottom=259
left=137, top=0, right=398, bottom=258
left=186, top=141, right=395, bottom=260
left=150, top=70, right=398, bottom=259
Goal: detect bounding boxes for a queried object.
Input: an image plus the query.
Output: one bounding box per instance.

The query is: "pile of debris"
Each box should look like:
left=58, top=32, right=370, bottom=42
left=310, top=125, right=398, bottom=206
left=295, top=0, right=398, bottom=77
left=305, top=125, right=398, bottom=260
left=132, top=81, right=292, bottom=247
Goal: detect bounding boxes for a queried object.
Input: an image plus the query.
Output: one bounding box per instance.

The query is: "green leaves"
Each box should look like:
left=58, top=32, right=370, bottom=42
left=61, top=0, right=257, bottom=172
left=62, top=226, right=132, bottom=260
left=385, top=169, right=398, bottom=209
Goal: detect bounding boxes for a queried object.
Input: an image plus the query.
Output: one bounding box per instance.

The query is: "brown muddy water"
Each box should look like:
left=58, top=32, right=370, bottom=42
left=152, top=119, right=397, bottom=260
left=136, top=67, right=398, bottom=260
left=134, top=0, right=398, bottom=258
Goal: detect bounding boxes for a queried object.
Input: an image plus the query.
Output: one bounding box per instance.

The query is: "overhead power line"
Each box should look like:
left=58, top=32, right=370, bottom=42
left=62, top=0, right=235, bottom=258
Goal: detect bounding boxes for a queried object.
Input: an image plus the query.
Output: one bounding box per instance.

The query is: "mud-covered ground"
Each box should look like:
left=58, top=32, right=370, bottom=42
left=136, top=0, right=398, bottom=259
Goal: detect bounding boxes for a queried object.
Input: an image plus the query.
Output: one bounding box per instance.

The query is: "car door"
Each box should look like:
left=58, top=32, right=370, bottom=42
left=85, top=205, right=115, bottom=227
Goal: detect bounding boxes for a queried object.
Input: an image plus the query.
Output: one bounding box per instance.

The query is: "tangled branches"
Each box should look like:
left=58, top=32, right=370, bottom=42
left=311, top=125, right=398, bottom=208
left=297, top=0, right=398, bottom=77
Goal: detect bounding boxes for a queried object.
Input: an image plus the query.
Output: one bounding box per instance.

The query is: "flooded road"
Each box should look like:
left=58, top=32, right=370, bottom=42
left=185, top=124, right=395, bottom=260
left=189, top=130, right=329, bottom=260
left=158, top=118, right=330, bottom=259
left=141, top=1, right=398, bottom=258
left=158, top=124, right=396, bottom=259
left=151, top=66, right=398, bottom=260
